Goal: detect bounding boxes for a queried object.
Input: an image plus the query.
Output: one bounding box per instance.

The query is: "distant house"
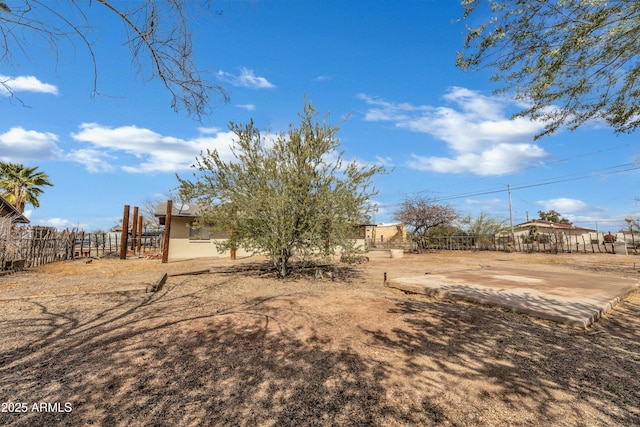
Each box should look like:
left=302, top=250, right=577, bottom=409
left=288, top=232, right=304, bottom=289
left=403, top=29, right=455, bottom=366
left=368, top=222, right=406, bottom=244
left=511, top=219, right=597, bottom=246
left=0, top=195, right=29, bottom=225
left=513, top=219, right=595, bottom=237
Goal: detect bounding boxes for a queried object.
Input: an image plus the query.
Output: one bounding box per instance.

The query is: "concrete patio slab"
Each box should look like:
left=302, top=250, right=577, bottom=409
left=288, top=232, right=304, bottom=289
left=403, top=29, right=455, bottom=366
left=387, top=266, right=639, bottom=328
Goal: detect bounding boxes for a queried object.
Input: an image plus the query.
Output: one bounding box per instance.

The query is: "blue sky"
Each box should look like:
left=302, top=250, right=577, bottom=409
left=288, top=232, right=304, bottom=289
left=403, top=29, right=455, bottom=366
left=2, top=0, right=639, bottom=232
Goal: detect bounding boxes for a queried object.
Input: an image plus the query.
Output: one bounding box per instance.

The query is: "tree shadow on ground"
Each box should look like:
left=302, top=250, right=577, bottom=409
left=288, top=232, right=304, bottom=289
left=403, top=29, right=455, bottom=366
left=2, top=271, right=639, bottom=426
left=0, top=281, right=400, bottom=426
left=362, top=293, right=640, bottom=425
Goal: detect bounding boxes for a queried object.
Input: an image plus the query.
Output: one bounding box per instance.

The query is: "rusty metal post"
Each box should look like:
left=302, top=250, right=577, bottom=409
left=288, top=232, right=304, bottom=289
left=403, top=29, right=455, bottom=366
left=119, top=205, right=130, bottom=260
left=130, top=206, right=139, bottom=253
left=162, top=200, right=172, bottom=263
left=137, top=215, right=143, bottom=255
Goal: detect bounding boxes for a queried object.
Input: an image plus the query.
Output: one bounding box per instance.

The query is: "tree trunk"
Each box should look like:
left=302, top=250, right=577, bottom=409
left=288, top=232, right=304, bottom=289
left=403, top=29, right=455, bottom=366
left=276, top=256, right=289, bottom=278
left=274, top=249, right=290, bottom=278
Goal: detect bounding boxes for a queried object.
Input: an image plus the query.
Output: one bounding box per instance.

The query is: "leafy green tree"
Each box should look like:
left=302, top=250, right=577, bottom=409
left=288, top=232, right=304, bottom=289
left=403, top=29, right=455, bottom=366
left=178, top=101, right=384, bottom=277
left=394, top=197, right=458, bottom=253
left=462, top=212, right=508, bottom=248
left=458, top=0, right=640, bottom=137
left=537, top=210, right=571, bottom=225
left=0, top=162, right=53, bottom=213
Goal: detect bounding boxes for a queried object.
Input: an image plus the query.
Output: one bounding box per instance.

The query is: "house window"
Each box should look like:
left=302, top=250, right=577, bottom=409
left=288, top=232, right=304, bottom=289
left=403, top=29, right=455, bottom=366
left=189, top=222, right=211, bottom=241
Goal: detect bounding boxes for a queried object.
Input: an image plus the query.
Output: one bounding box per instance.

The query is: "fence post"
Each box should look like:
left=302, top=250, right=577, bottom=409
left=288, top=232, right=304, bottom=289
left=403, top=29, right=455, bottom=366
left=120, top=205, right=130, bottom=260
left=137, top=216, right=143, bottom=255
left=162, top=200, right=172, bottom=263
left=131, top=206, right=139, bottom=253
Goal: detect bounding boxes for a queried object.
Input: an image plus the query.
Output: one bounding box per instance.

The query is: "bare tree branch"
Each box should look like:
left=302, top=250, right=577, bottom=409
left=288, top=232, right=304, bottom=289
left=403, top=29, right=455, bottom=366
left=0, top=0, right=229, bottom=119
left=394, top=197, right=458, bottom=253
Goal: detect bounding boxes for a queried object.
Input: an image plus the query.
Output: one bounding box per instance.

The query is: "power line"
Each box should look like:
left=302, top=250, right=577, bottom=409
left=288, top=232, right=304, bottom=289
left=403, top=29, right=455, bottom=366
left=375, top=163, right=640, bottom=208
left=377, top=142, right=634, bottom=199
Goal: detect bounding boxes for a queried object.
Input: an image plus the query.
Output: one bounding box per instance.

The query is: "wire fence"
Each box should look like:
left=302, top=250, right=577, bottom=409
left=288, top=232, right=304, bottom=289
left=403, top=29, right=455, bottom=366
left=380, top=232, right=639, bottom=255
left=1, top=224, right=163, bottom=272
left=2, top=224, right=637, bottom=274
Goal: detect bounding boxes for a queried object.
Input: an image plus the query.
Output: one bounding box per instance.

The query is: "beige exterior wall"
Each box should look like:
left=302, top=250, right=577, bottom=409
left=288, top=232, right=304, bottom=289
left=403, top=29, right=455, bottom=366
left=167, top=238, right=255, bottom=260
left=166, top=217, right=253, bottom=261
left=352, top=239, right=367, bottom=251
left=166, top=217, right=369, bottom=261
left=368, top=223, right=406, bottom=244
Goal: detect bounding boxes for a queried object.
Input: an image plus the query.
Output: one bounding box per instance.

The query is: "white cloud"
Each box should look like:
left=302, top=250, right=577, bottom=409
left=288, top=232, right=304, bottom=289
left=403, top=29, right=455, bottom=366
left=34, top=217, right=88, bottom=230
left=536, top=198, right=589, bottom=213
left=0, top=127, right=63, bottom=162
left=374, top=155, right=394, bottom=168
left=237, top=104, right=256, bottom=111
left=407, top=143, right=547, bottom=176
left=533, top=198, right=618, bottom=228
left=357, top=93, right=431, bottom=122
left=465, top=198, right=503, bottom=209
left=359, top=87, right=551, bottom=176
left=0, top=75, right=58, bottom=95
left=216, top=67, right=275, bottom=89
left=198, top=127, right=222, bottom=134
left=314, top=75, right=332, bottom=82
left=66, top=149, right=116, bottom=173
left=71, top=123, right=238, bottom=173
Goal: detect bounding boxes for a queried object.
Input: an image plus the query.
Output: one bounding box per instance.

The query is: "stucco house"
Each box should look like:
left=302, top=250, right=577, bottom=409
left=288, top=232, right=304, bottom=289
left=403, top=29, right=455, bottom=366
left=154, top=201, right=252, bottom=261
left=366, top=222, right=406, bottom=245
left=513, top=219, right=595, bottom=239
left=512, top=219, right=598, bottom=249
left=155, top=202, right=371, bottom=261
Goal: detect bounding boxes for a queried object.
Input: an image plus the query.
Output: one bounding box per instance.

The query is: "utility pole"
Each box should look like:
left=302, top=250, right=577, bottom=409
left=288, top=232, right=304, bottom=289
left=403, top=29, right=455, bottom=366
left=508, top=184, right=514, bottom=241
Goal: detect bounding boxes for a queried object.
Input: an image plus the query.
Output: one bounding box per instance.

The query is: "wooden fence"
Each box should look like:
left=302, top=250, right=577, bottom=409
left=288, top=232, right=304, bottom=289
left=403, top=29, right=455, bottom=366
left=1, top=226, right=163, bottom=272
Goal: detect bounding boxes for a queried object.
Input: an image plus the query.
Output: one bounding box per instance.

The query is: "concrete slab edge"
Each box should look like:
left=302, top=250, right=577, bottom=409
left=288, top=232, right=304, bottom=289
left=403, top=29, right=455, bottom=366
left=387, top=281, right=640, bottom=329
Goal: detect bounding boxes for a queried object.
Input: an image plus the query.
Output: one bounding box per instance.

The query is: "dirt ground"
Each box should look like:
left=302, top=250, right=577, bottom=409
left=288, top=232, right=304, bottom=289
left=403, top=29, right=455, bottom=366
left=0, top=250, right=639, bottom=426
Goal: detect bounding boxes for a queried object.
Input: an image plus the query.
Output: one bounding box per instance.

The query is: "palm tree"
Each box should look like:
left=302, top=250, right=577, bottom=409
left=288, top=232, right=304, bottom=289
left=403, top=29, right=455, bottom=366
left=0, top=163, right=53, bottom=213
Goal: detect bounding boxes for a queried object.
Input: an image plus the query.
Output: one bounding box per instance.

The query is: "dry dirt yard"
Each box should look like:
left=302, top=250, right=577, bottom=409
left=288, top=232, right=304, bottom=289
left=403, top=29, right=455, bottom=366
left=0, top=250, right=639, bottom=426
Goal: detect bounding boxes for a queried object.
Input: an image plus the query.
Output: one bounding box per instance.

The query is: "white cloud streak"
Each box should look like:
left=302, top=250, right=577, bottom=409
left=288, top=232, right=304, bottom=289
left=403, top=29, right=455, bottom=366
left=0, top=75, right=58, bottom=95
left=237, top=103, right=256, bottom=111
left=66, top=149, right=116, bottom=173
left=536, top=198, right=589, bottom=214
left=359, top=87, right=551, bottom=176
left=34, top=217, right=88, bottom=231
left=216, top=67, right=275, bottom=89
